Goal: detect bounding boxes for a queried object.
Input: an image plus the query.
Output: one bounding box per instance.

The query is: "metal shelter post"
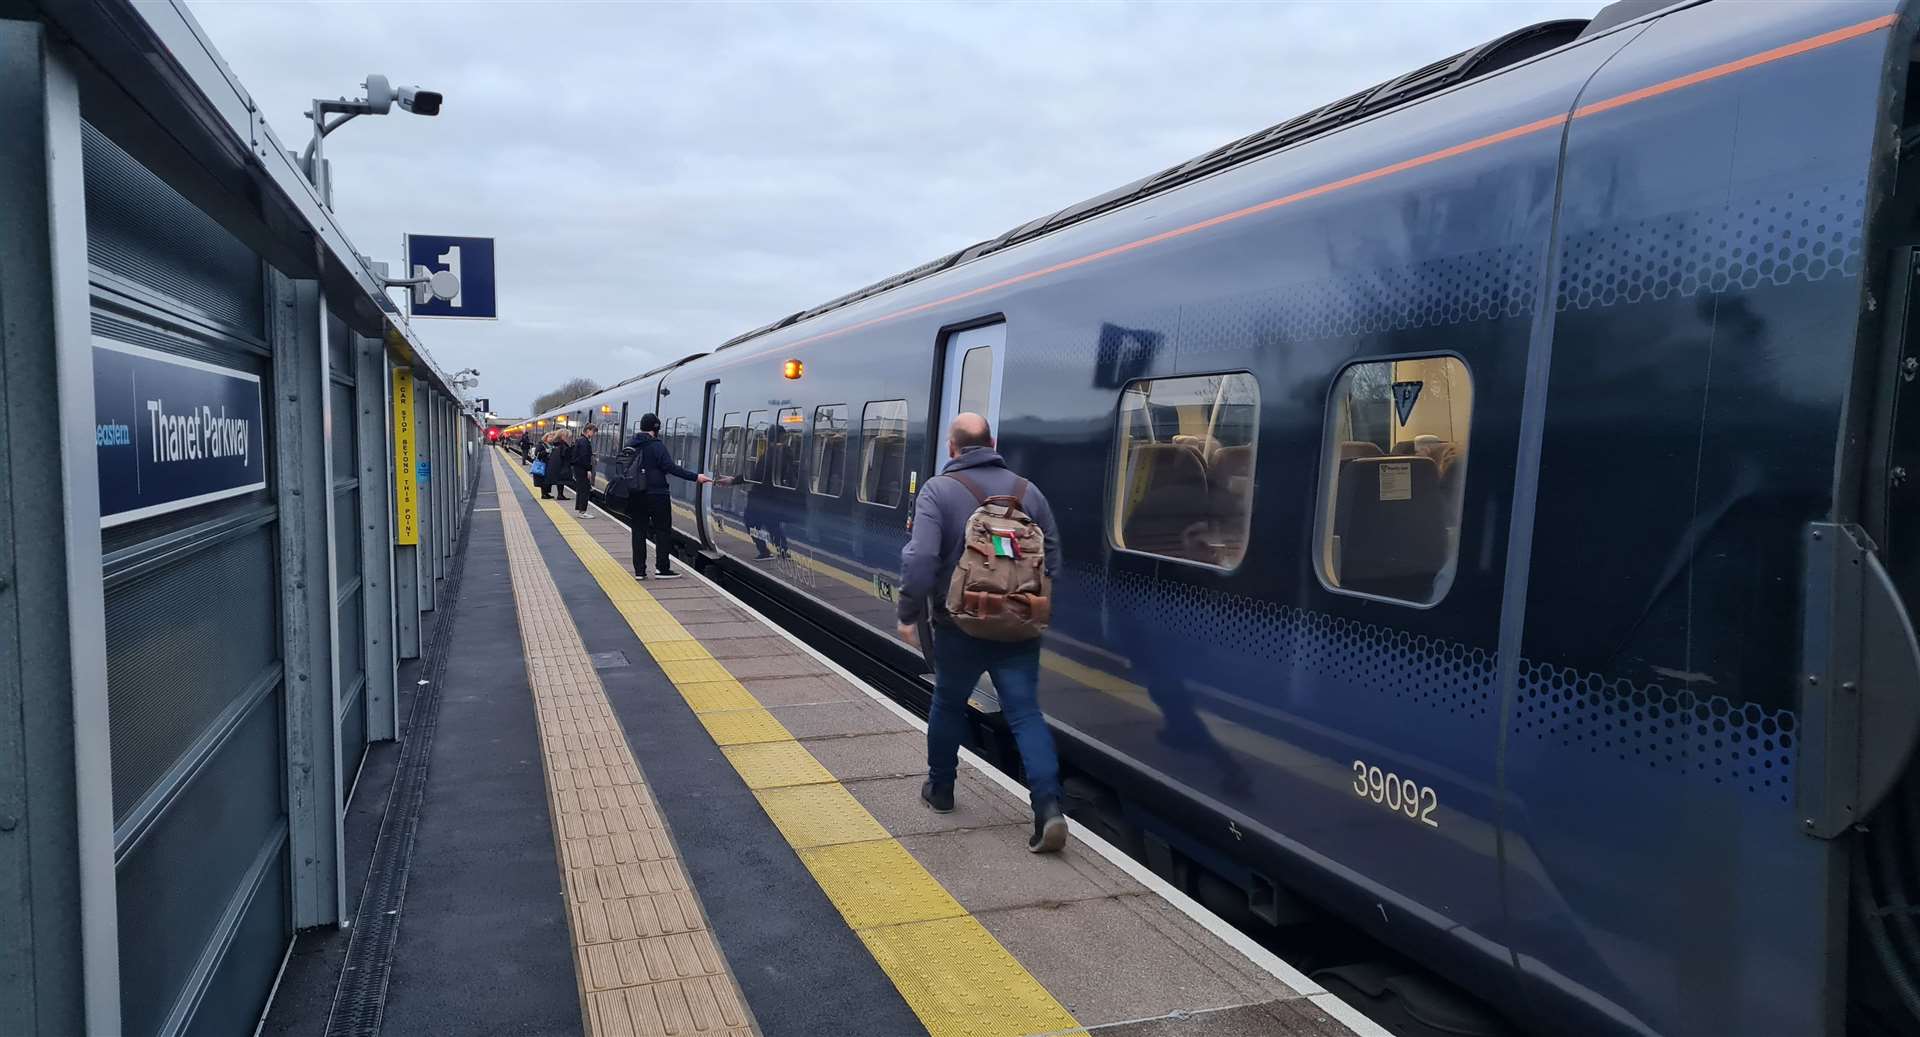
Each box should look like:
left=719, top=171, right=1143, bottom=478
left=0, top=21, right=121, bottom=1033
left=356, top=335, right=398, bottom=740
left=270, top=273, right=344, bottom=928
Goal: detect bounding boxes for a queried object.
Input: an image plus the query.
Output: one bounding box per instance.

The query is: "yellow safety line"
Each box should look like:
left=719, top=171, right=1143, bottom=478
left=500, top=455, right=1080, bottom=1037
left=488, top=454, right=755, bottom=1037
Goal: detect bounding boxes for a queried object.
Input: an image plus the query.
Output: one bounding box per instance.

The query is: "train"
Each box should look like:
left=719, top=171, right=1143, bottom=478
left=507, top=2, right=1920, bottom=1033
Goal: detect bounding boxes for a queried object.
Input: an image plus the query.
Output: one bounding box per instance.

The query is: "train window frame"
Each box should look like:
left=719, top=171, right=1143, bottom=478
left=742, top=410, right=770, bottom=484
left=772, top=407, right=804, bottom=489
left=717, top=411, right=745, bottom=481
left=1311, top=352, right=1474, bottom=610
left=1105, top=370, right=1261, bottom=573
left=858, top=399, right=909, bottom=508
left=810, top=403, right=849, bottom=498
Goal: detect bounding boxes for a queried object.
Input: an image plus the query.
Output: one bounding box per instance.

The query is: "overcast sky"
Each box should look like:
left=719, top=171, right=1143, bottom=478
left=184, top=0, right=1594, bottom=415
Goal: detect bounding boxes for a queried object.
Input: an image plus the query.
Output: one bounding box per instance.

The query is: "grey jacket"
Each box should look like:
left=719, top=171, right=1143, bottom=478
left=897, top=447, right=1060, bottom=627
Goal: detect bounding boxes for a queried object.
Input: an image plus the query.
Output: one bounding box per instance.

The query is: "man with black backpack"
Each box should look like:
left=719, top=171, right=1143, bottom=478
left=896, top=412, right=1067, bottom=853
left=624, top=413, right=711, bottom=579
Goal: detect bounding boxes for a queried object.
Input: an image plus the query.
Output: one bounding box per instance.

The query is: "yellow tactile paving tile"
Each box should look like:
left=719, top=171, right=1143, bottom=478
left=497, top=454, right=1080, bottom=1037
left=861, top=916, right=1081, bottom=1037
left=658, top=657, right=734, bottom=684
left=721, top=741, right=836, bottom=789
left=488, top=454, right=756, bottom=1037
left=646, top=640, right=717, bottom=663
left=753, top=784, right=891, bottom=848
left=798, top=840, right=969, bottom=929
left=698, top=708, right=793, bottom=746
left=676, top=680, right=761, bottom=714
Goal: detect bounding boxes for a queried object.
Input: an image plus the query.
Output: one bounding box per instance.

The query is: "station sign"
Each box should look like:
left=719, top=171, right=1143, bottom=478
left=93, top=338, right=266, bottom=528
left=405, top=234, right=496, bottom=319
left=392, top=367, right=419, bottom=545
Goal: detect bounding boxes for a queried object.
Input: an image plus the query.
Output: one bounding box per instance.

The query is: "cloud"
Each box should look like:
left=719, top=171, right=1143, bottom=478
left=186, top=0, right=1593, bottom=413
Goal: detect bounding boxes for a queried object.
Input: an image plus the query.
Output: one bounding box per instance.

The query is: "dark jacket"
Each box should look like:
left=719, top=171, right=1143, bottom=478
left=570, top=437, right=593, bottom=479
left=626, top=433, right=697, bottom=494
left=897, top=447, right=1060, bottom=627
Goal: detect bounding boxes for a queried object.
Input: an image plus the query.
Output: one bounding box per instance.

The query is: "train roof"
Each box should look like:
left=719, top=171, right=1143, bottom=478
left=713, top=14, right=1595, bottom=354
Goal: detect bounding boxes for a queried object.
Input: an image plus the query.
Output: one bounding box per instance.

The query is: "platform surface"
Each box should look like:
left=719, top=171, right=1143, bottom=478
left=277, top=450, right=1381, bottom=1037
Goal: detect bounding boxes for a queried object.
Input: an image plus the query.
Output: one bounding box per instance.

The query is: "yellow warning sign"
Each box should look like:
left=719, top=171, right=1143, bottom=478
left=392, top=367, right=418, bottom=545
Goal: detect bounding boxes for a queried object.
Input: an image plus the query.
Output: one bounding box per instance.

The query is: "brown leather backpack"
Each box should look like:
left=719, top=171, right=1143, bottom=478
left=943, top=473, right=1050, bottom=641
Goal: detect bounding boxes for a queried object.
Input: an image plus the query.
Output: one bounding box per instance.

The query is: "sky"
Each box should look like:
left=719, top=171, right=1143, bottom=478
left=183, top=0, right=1597, bottom=416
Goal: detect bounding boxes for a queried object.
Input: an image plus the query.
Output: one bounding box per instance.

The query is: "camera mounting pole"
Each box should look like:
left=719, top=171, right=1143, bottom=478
left=300, top=74, right=443, bottom=208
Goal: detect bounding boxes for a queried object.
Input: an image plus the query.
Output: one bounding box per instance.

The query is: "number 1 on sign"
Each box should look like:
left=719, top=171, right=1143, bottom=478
left=437, top=245, right=463, bottom=309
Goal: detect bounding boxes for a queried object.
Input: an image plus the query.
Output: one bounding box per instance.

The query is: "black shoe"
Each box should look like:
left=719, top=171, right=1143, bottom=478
left=1028, top=798, right=1068, bottom=854
left=920, top=780, right=954, bottom=814
left=634, top=572, right=647, bottom=581
left=654, top=571, right=682, bottom=580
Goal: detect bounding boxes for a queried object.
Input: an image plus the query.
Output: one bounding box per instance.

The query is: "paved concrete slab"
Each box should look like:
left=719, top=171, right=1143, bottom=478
left=845, top=773, right=1028, bottom=836
left=702, top=636, right=804, bottom=661
left=897, top=826, right=1139, bottom=913
left=772, top=699, right=915, bottom=739
left=740, top=674, right=863, bottom=707
left=1098, top=1001, right=1355, bottom=1037
left=807, top=731, right=927, bottom=782
left=719, top=654, right=835, bottom=680
left=976, top=895, right=1300, bottom=1027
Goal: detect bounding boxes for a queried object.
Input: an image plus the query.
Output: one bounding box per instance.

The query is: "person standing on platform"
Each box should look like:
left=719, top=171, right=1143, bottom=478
left=551, top=429, right=574, bottom=502
left=573, top=424, right=598, bottom=517
left=519, top=429, right=533, bottom=465
left=534, top=431, right=555, bottom=499
left=626, top=413, right=711, bottom=579
left=896, top=412, right=1067, bottom=853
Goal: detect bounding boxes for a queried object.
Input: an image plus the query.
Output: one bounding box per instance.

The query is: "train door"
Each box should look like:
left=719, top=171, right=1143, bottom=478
left=698, top=380, right=720, bottom=546
left=937, top=323, right=1005, bottom=455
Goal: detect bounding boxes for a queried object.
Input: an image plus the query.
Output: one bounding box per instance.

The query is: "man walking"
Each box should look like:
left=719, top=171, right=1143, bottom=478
left=626, top=413, right=711, bottom=579
left=897, top=413, right=1067, bottom=853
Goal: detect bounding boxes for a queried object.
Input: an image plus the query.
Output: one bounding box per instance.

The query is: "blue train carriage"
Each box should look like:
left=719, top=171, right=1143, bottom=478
left=527, top=2, right=1920, bottom=1033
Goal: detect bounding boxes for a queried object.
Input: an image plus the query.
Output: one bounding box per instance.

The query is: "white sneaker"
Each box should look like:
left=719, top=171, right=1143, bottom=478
left=579, top=513, right=596, bottom=519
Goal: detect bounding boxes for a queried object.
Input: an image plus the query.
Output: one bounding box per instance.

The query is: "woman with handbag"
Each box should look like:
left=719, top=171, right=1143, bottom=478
left=533, top=431, right=555, bottom=498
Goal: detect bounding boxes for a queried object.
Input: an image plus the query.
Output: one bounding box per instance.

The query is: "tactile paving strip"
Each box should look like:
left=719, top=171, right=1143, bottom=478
left=491, top=454, right=755, bottom=1037
left=499, top=457, right=1079, bottom=1037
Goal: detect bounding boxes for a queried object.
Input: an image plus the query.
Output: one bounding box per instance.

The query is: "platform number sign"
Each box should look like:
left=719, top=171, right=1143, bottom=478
left=406, top=234, right=496, bottom=319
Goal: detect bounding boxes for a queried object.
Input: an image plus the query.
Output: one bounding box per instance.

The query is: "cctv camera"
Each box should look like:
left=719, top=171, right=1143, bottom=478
left=397, top=86, right=442, bottom=116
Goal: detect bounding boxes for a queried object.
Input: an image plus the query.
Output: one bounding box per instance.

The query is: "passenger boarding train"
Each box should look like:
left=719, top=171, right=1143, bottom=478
left=516, top=2, right=1920, bottom=1033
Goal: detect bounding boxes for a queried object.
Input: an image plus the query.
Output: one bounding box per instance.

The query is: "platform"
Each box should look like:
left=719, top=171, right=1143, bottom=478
left=262, top=450, right=1381, bottom=1037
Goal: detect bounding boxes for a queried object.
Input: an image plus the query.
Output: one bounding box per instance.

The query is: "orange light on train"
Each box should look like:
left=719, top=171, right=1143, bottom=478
left=601, top=404, right=612, bottom=414
left=783, top=358, right=804, bottom=380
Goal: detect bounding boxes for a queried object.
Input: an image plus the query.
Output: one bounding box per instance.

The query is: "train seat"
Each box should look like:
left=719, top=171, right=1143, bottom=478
left=1172, top=433, right=1221, bottom=464
left=1338, top=440, right=1383, bottom=461
left=1331, top=454, right=1447, bottom=600
left=1207, top=445, right=1255, bottom=559
left=1121, top=443, right=1214, bottom=561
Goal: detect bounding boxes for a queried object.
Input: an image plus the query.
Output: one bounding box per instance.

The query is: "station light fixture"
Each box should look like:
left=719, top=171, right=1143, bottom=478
left=783, top=358, right=804, bottom=380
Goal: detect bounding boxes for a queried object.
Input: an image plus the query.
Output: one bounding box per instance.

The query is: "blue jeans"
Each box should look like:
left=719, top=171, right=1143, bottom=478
left=927, top=627, right=1061, bottom=808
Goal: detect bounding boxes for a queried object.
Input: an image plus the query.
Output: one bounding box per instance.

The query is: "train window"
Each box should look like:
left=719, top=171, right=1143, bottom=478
left=1316, top=356, right=1472, bottom=606
left=859, top=400, right=908, bottom=506
left=742, top=410, right=769, bottom=483
left=772, top=408, right=804, bottom=489
left=957, top=345, right=993, bottom=416
left=811, top=404, right=848, bottom=497
left=1109, top=372, right=1259, bottom=569
left=717, top=412, right=745, bottom=482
